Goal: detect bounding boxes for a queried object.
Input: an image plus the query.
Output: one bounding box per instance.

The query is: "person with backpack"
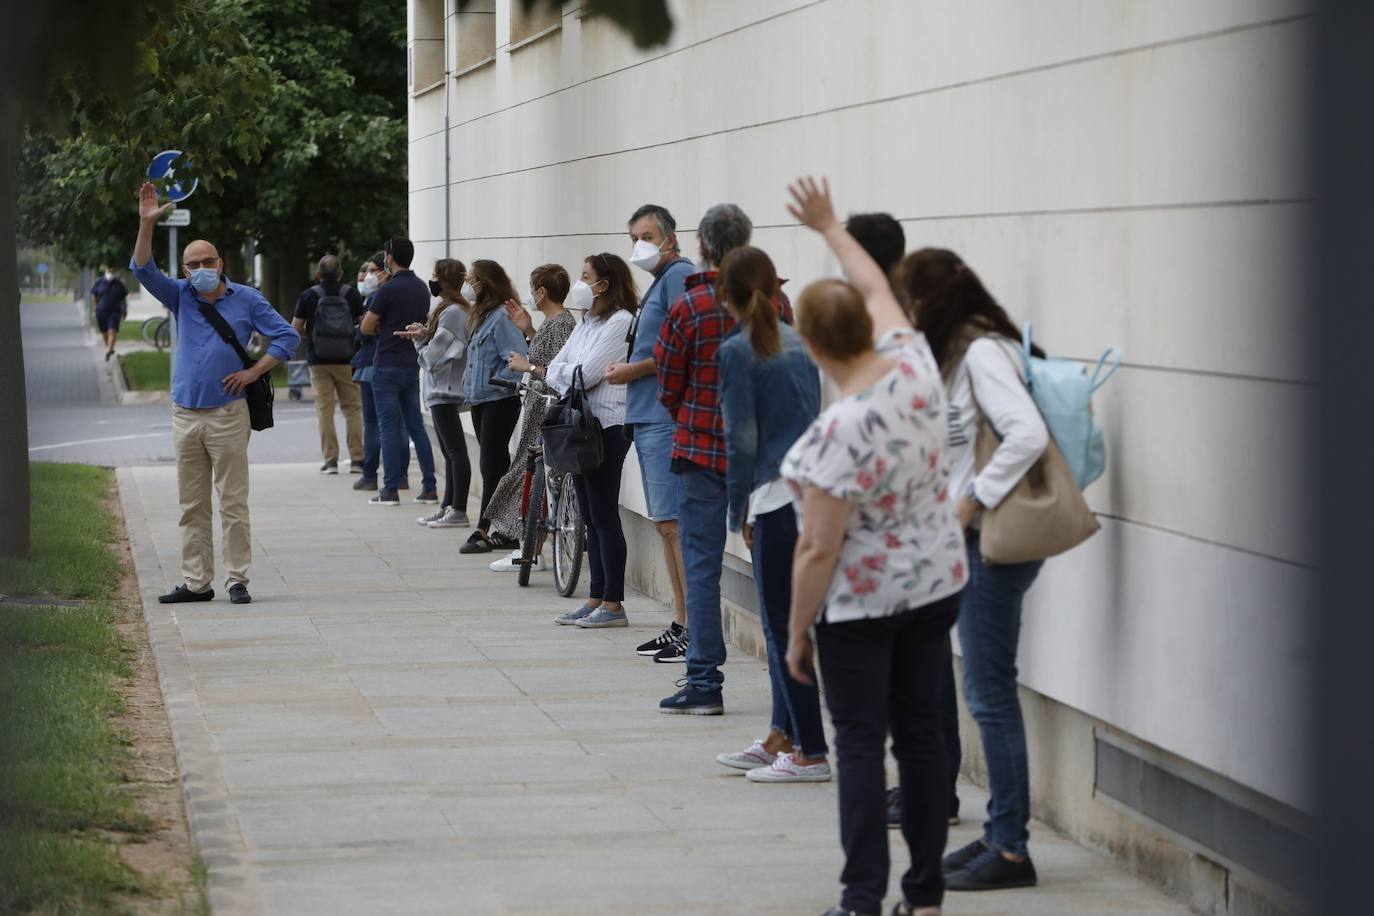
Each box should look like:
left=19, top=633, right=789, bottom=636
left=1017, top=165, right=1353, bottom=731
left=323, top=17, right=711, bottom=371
left=899, top=247, right=1051, bottom=893
left=292, top=254, right=366, bottom=475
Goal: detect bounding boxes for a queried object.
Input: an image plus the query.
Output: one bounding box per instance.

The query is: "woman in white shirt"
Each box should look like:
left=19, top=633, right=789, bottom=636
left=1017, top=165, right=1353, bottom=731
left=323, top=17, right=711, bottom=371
left=509, top=254, right=637, bottom=629
left=783, top=176, right=965, bottom=916
left=898, top=247, right=1049, bottom=894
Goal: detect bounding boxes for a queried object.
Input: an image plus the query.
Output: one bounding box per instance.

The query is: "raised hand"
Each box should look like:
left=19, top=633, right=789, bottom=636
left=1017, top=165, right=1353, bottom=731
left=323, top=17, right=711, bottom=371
left=785, top=175, right=838, bottom=233
left=503, top=298, right=534, bottom=337
left=139, top=181, right=173, bottom=224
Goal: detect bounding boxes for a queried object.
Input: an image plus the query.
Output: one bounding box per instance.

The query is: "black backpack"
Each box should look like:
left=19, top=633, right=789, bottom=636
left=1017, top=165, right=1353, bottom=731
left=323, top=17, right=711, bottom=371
left=310, top=284, right=356, bottom=361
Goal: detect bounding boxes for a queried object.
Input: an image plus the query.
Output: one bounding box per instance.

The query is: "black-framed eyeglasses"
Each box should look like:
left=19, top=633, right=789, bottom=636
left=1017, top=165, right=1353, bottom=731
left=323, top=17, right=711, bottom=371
left=183, top=257, right=221, bottom=270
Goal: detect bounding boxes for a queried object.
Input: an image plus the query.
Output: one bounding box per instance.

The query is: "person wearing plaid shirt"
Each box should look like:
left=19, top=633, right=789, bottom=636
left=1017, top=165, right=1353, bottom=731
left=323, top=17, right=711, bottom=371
left=655, top=203, right=786, bottom=715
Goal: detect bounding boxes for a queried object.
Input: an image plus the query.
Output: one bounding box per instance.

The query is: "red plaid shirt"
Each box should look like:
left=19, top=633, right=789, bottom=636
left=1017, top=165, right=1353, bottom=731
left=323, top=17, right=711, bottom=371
left=654, top=271, right=793, bottom=473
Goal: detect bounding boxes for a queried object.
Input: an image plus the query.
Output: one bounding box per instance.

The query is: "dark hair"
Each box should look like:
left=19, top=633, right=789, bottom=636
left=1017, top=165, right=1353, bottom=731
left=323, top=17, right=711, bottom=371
left=795, top=279, right=873, bottom=361
left=716, top=246, right=781, bottom=359
left=846, top=213, right=905, bottom=276
left=426, top=258, right=469, bottom=340
left=317, top=254, right=341, bottom=281
left=530, top=263, right=571, bottom=304
left=468, top=259, right=519, bottom=332
left=584, top=253, right=638, bottom=318
left=385, top=237, right=414, bottom=268
left=697, top=203, right=752, bottom=267
left=627, top=204, right=677, bottom=238
left=364, top=251, right=386, bottom=273
left=898, top=248, right=1041, bottom=371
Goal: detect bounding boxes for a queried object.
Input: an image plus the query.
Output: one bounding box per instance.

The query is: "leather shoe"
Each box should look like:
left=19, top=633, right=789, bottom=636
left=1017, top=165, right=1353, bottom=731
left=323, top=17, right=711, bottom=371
left=158, top=584, right=214, bottom=604
left=228, top=584, right=252, bottom=605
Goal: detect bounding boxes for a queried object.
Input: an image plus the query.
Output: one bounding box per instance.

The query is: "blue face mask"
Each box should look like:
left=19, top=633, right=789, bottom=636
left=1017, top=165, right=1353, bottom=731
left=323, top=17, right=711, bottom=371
left=189, top=268, right=220, bottom=293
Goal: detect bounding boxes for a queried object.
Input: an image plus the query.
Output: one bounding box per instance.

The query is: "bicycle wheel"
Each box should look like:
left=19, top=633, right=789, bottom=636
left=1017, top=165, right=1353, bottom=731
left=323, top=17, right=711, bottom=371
left=518, top=464, right=546, bottom=588
left=154, top=318, right=171, bottom=351
left=552, top=473, right=584, bottom=598
left=140, top=315, right=162, bottom=346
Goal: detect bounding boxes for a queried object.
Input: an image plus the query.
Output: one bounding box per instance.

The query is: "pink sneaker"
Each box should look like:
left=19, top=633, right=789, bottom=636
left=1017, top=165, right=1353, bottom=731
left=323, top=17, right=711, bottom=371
left=715, top=739, right=777, bottom=771
left=746, top=752, right=832, bottom=783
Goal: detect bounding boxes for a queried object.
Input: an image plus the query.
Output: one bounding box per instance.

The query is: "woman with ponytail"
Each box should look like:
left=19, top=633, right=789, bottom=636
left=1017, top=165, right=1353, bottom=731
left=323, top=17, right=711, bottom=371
left=713, top=245, right=831, bottom=783
left=396, top=258, right=474, bottom=528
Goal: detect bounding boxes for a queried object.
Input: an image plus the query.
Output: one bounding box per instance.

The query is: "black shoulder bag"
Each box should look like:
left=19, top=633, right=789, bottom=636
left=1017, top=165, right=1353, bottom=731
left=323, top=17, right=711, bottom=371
left=540, top=365, right=603, bottom=475
left=196, top=302, right=275, bottom=431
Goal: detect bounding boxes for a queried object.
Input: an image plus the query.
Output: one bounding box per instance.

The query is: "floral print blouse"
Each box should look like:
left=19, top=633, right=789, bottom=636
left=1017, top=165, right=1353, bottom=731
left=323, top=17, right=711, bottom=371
left=781, top=328, right=967, bottom=623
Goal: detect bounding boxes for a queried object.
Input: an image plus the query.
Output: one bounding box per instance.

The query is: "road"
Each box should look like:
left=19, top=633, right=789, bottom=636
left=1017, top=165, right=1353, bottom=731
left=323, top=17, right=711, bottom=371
left=23, top=297, right=322, bottom=467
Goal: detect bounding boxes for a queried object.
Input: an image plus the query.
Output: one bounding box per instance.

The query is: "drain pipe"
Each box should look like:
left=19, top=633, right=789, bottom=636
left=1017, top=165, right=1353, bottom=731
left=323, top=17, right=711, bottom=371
left=444, top=55, right=451, bottom=258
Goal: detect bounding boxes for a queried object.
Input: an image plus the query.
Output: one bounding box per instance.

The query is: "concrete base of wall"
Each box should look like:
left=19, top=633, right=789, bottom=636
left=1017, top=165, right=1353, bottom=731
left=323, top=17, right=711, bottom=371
left=618, top=504, right=1309, bottom=916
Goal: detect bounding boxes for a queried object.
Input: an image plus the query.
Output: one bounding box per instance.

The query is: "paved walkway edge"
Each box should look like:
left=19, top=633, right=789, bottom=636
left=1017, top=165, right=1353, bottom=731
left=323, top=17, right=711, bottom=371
left=117, top=468, right=264, bottom=916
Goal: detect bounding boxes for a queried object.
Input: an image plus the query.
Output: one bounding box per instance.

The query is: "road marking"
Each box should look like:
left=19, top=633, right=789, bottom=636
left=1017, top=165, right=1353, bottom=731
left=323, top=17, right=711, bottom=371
left=29, top=433, right=157, bottom=452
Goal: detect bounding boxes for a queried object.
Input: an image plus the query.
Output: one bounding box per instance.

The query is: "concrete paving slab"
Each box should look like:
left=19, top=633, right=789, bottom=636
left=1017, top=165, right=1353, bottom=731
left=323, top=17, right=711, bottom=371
left=120, top=463, right=1193, bottom=915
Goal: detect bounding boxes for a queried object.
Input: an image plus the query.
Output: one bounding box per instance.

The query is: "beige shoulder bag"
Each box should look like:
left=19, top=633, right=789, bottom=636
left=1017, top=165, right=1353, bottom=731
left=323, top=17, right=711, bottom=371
left=969, top=342, right=1100, bottom=565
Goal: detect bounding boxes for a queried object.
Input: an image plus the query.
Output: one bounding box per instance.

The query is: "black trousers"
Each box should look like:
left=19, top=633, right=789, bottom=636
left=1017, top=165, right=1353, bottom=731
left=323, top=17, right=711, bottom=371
left=428, top=402, right=471, bottom=514
left=470, top=397, right=521, bottom=525
left=571, top=425, right=631, bottom=603
left=816, top=594, right=961, bottom=913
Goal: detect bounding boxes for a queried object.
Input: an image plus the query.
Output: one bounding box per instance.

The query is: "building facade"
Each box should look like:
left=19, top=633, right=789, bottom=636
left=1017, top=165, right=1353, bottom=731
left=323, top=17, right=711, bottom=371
left=407, top=2, right=1313, bottom=911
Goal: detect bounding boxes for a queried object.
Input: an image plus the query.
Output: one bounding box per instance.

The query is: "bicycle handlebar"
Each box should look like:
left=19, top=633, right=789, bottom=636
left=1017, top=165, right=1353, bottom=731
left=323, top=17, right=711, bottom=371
left=489, top=376, right=518, bottom=391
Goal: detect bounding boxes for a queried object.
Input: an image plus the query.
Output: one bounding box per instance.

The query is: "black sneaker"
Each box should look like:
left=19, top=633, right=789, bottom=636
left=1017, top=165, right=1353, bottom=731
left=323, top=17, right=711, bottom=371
left=320, top=461, right=339, bottom=475
left=158, top=584, right=214, bottom=604
left=348, top=464, right=364, bottom=475
left=653, top=629, right=688, bottom=663
left=942, top=838, right=988, bottom=875
left=821, top=908, right=877, bottom=916
left=459, top=531, right=494, bottom=554
left=353, top=476, right=378, bottom=491
left=636, top=622, right=683, bottom=657
left=228, top=583, right=252, bottom=604
left=658, top=684, right=723, bottom=715
left=369, top=489, right=400, bottom=506
left=944, top=845, right=1037, bottom=892
left=414, top=489, right=440, bottom=504
left=886, top=786, right=902, bottom=827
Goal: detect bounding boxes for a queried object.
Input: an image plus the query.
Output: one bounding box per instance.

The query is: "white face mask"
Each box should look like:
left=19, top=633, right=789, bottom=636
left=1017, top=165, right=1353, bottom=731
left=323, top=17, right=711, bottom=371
left=629, top=238, right=666, bottom=272
left=523, top=292, right=538, bottom=311
left=567, top=280, right=594, bottom=312
left=359, top=273, right=380, bottom=295
left=461, top=281, right=477, bottom=301
left=104, top=271, right=114, bottom=281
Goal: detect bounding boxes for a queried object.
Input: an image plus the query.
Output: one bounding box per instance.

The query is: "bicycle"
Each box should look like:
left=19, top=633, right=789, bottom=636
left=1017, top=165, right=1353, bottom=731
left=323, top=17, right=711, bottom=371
left=490, top=377, right=585, bottom=596
left=140, top=312, right=171, bottom=350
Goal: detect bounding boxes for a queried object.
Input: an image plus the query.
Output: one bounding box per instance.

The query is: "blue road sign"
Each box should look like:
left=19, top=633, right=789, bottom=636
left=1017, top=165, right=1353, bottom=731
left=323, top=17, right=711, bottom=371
left=36, top=262, right=48, bottom=274
left=147, top=150, right=199, bottom=203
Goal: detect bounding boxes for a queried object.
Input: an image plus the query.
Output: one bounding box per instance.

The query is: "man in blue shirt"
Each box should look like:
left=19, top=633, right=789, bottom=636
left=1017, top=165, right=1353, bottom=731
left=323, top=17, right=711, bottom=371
left=605, top=204, right=694, bottom=662
left=90, top=265, right=129, bottom=361
left=131, top=181, right=300, bottom=606
left=358, top=237, right=437, bottom=507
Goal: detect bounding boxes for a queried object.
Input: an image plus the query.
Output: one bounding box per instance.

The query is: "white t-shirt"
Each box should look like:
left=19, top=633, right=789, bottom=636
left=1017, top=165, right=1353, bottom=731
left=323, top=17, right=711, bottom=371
left=944, top=336, right=1050, bottom=512
left=781, top=328, right=968, bottom=623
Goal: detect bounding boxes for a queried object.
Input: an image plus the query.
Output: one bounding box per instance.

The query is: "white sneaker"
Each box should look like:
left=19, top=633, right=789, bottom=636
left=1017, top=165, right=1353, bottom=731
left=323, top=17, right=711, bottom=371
left=416, top=507, right=447, bottom=526
left=715, top=739, right=777, bottom=772
left=746, top=752, right=832, bottom=783
left=488, top=549, right=544, bottom=572
left=428, top=507, right=471, bottom=528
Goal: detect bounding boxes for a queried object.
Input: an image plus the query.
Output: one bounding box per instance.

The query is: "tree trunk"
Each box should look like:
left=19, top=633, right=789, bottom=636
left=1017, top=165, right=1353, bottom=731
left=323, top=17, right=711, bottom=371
left=0, top=92, right=33, bottom=559
left=223, top=243, right=246, bottom=285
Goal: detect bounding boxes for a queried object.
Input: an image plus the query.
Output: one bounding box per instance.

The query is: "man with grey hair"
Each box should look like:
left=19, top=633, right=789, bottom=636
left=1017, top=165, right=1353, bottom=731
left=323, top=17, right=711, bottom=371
left=292, top=254, right=365, bottom=474
left=654, top=203, right=793, bottom=714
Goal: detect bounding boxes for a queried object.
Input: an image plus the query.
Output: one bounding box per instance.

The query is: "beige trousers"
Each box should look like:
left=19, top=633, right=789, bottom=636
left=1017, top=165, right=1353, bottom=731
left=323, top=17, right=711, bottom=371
left=310, top=364, right=363, bottom=464
left=173, top=400, right=252, bottom=591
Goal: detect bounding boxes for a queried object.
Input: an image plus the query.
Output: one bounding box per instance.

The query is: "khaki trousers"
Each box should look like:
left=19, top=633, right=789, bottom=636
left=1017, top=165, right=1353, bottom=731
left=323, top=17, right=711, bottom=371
left=173, top=400, right=252, bottom=591
left=309, top=364, right=364, bottom=464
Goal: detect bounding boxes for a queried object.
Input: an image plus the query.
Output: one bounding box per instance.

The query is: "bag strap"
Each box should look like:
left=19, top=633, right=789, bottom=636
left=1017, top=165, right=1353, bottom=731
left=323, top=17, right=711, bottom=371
left=1090, top=347, right=1122, bottom=392
left=1021, top=321, right=1034, bottom=386
left=196, top=301, right=255, bottom=370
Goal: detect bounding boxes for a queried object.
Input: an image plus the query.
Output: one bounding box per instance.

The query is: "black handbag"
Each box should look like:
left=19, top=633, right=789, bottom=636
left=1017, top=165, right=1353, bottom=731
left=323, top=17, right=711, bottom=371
left=540, top=365, right=603, bottom=474
left=196, top=301, right=275, bottom=431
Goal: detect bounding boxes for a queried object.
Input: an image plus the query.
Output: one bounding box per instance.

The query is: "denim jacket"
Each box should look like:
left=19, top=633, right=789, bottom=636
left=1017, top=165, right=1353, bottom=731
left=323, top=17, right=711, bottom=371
left=718, top=321, right=821, bottom=532
left=461, top=309, right=527, bottom=405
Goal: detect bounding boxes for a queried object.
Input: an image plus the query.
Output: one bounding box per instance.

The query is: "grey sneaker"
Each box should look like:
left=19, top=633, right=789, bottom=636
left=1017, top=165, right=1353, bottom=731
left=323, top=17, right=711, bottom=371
left=554, top=604, right=597, bottom=626
left=416, top=507, right=448, bottom=526
left=429, top=507, right=471, bottom=528
left=575, top=606, right=628, bottom=628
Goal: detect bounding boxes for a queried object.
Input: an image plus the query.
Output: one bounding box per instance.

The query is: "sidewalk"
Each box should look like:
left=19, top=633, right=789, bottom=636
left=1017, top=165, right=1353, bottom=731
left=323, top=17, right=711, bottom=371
left=119, top=462, right=1191, bottom=916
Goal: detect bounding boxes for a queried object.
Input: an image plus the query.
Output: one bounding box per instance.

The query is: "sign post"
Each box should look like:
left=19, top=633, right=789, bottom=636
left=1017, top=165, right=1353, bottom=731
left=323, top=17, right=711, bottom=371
left=147, top=151, right=199, bottom=377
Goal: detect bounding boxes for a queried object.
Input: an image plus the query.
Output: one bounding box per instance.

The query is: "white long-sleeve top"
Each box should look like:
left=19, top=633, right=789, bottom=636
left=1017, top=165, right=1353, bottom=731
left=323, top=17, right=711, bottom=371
left=544, top=308, right=634, bottom=428
left=945, top=336, right=1050, bottom=510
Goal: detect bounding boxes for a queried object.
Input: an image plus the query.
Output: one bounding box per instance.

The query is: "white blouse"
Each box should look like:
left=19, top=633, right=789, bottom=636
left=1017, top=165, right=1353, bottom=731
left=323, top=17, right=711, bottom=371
left=544, top=308, right=634, bottom=428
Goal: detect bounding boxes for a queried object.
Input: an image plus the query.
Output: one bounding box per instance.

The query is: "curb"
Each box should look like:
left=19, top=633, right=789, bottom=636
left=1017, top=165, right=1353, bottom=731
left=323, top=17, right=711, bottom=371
left=116, top=470, right=264, bottom=916
left=109, top=354, right=172, bottom=405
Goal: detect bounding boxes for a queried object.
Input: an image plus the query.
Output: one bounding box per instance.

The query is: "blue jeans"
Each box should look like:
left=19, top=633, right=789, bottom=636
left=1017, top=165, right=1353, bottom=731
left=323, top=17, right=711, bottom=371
left=753, top=505, right=828, bottom=758
left=371, top=367, right=436, bottom=493
left=950, top=529, right=1043, bottom=857
left=358, top=381, right=381, bottom=480
left=632, top=422, right=679, bottom=522
left=678, top=464, right=728, bottom=693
